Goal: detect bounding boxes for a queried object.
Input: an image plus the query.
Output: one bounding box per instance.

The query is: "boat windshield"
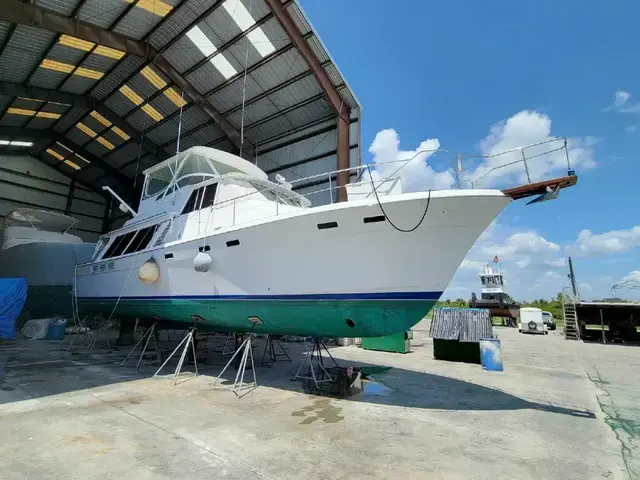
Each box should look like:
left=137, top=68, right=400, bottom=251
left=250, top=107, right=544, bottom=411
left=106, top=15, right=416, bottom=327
left=146, top=163, right=176, bottom=197
left=176, top=153, right=218, bottom=188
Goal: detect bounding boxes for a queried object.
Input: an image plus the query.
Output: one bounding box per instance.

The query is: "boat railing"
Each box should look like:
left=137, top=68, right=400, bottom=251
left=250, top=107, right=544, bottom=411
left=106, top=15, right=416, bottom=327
left=286, top=136, right=575, bottom=204
left=208, top=137, right=576, bottom=227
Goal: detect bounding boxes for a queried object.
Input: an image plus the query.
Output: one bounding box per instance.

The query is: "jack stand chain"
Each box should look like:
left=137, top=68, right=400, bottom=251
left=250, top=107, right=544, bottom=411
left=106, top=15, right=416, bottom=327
left=153, top=328, right=199, bottom=385
left=212, top=335, right=257, bottom=397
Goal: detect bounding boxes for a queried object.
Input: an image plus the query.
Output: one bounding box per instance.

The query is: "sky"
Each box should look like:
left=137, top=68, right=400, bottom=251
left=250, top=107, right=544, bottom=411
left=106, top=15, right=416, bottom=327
left=299, top=0, right=640, bottom=301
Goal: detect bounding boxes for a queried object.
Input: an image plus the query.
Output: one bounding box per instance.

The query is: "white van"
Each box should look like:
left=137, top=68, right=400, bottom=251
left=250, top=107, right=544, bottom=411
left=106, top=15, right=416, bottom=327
left=519, top=307, right=548, bottom=334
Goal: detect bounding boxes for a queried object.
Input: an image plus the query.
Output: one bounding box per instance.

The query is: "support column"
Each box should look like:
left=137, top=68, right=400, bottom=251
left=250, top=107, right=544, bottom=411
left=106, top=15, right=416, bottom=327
left=64, top=179, right=75, bottom=215
left=101, top=198, right=112, bottom=234
left=337, top=113, right=350, bottom=202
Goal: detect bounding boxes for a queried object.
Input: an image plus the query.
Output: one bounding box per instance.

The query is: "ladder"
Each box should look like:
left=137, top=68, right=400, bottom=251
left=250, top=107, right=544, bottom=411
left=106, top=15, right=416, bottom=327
left=562, top=287, right=580, bottom=340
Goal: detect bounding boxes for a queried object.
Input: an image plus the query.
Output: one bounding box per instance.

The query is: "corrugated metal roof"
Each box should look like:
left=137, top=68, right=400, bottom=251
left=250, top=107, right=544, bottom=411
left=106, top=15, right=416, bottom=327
left=0, top=114, right=28, bottom=127
left=53, top=106, right=90, bottom=133
left=149, top=0, right=219, bottom=49
left=33, top=0, right=80, bottom=17
left=0, top=0, right=362, bottom=201
left=47, top=44, right=88, bottom=65
left=284, top=97, right=332, bottom=126
left=185, top=63, right=229, bottom=95
left=78, top=0, right=128, bottom=29
left=227, top=96, right=281, bottom=127
left=146, top=119, right=182, bottom=145
left=0, top=21, right=13, bottom=46
left=0, top=26, right=55, bottom=83
left=161, top=38, right=205, bottom=74
left=248, top=48, right=305, bottom=90
left=60, top=75, right=98, bottom=95
left=91, top=56, right=145, bottom=100
left=26, top=116, right=58, bottom=130
left=113, top=8, right=163, bottom=41
left=208, top=74, right=263, bottom=112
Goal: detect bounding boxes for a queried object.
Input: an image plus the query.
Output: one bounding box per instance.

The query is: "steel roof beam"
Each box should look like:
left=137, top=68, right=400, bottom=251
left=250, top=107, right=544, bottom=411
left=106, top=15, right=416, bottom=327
left=0, top=81, right=167, bottom=161
left=262, top=0, right=351, bottom=201
left=1, top=0, right=244, bottom=153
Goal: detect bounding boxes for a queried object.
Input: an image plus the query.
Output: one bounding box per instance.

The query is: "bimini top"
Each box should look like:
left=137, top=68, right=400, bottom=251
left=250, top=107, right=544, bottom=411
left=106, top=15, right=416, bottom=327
left=142, top=146, right=268, bottom=200
left=2, top=208, right=78, bottom=233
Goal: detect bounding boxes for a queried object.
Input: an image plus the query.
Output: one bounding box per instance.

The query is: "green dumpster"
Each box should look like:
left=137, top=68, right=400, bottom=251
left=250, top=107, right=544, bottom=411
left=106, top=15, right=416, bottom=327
left=361, top=330, right=412, bottom=353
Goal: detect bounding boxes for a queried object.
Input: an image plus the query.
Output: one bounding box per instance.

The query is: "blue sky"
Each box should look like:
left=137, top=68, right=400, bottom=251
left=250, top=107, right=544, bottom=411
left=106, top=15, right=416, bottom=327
left=300, top=0, right=640, bottom=301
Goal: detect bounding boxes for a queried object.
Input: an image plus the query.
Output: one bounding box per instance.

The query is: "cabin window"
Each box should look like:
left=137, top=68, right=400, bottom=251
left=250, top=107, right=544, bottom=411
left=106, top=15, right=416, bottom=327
left=103, top=231, right=136, bottom=259
left=182, top=183, right=218, bottom=215
left=92, top=236, right=110, bottom=261
left=123, top=225, right=158, bottom=255
left=182, top=188, right=203, bottom=215
left=200, top=183, right=218, bottom=209
left=154, top=222, right=171, bottom=246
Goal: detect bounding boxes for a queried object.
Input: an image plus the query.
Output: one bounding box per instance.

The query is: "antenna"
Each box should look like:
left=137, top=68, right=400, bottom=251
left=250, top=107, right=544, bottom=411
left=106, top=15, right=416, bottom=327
left=175, top=90, right=185, bottom=155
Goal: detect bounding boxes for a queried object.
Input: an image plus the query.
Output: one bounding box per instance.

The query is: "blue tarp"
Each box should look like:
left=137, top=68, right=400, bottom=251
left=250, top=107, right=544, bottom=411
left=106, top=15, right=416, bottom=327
left=0, top=278, right=27, bottom=340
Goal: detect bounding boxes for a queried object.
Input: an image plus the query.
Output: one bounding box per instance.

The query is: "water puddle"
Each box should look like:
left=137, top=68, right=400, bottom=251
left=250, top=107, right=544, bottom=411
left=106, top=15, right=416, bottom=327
left=362, top=379, right=394, bottom=397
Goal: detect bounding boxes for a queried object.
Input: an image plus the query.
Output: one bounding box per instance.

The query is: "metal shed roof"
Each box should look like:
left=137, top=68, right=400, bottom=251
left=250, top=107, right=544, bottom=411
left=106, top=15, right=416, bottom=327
left=0, top=0, right=361, bottom=203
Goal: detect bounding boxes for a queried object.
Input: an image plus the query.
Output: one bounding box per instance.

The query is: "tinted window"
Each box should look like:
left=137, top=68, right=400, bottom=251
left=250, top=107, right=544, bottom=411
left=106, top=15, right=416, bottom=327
left=124, top=225, right=158, bottom=255
left=181, top=184, right=218, bottom=214
left=103, top=231, right=136, bottom=259
left=200, top=183, right=218, bottom=209
left=182, top=188, right=203, bottom=215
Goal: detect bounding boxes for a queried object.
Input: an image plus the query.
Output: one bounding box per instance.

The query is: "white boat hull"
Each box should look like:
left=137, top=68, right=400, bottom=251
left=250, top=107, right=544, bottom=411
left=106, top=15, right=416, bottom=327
left=76, top=190, right=509, bottom=337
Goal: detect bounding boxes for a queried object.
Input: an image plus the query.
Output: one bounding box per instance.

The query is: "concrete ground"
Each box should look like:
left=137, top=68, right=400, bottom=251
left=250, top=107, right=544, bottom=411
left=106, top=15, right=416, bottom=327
left=0, top=321, right=637, bottom=480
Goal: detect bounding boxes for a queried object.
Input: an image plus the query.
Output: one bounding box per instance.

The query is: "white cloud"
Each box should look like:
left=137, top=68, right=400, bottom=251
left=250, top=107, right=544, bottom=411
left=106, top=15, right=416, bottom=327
left=443, top=224, right=568, bottom=301
left=625, top=125, right=637, bottom=133
left=365, top=110, right=597, bottom=193
left=480, top=231, right=560, bottom=259
left=567, top=226, right=640, bottom=256
left=620, top=104, right=640, bottom=114
left=545, top=258, right=567, bottom=267
left=579, top=282, right=593, bottom=292
left=618, top=270, right=640, bottom=284
left=460, top=259, right=487, bottom=270
left=614, top=90, right=631, bottom=108
left=605, top=90, right=640, bottom=115
left=462, top=110, right=596, bottom=188
left=365, top=129, right=455, bottom=192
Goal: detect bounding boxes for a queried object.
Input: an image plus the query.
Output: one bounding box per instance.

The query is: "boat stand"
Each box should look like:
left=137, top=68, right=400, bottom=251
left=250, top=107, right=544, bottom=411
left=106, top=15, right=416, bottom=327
left=153, top=327, right=199, bottom=385
left=261, top=335, right=291, bottom=366
left=120, top=323, right=161, bottom=370
left=211, top=332, right=235, bottom=356
left=71, top=316, right=112, bottom=353
left=292, top=337, right=340, bottom=390
left=212, top=334, right=257, bottom=398
left=61, top=315, right=88, bottom=351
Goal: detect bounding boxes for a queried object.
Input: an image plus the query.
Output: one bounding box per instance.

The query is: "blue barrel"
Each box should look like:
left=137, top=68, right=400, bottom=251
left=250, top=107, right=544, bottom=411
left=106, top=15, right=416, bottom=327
left=47, top=322, right=66, bottom=340
left=479, top=338, right=503, bottom=371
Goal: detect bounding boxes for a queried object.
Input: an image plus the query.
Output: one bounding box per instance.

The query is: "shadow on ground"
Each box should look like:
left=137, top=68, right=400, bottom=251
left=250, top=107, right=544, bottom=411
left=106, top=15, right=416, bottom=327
left=0, top=335, right=594, bottom=420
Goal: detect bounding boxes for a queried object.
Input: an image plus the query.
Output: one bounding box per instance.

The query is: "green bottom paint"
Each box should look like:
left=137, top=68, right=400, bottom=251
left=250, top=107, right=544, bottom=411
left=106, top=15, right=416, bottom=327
left=77, top=298, right=436, bottom=338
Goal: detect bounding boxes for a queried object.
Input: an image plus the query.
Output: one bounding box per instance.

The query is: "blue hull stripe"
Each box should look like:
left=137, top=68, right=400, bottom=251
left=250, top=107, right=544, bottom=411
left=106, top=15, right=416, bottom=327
left=78, top=291, right=443, bottom=301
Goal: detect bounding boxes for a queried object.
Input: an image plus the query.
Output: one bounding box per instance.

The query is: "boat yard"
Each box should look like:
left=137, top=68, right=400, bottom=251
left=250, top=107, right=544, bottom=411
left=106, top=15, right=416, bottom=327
left=0, top=0, right=639, bottom=479
left=0, top=324, right=636, bottom=479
